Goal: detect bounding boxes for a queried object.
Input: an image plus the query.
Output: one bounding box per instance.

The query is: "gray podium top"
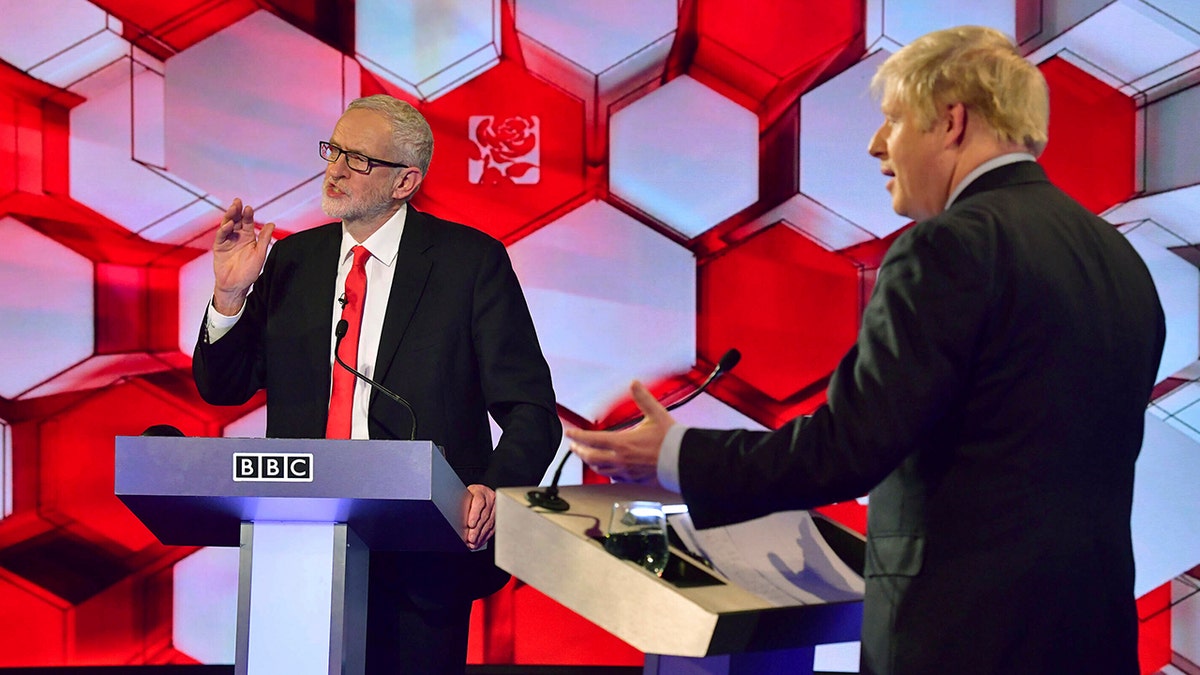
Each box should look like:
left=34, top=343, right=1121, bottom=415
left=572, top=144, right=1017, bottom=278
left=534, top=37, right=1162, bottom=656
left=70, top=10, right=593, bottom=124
left=115, top=436, right=468, bottom=552
left=495, top=484, right=863, bottom=658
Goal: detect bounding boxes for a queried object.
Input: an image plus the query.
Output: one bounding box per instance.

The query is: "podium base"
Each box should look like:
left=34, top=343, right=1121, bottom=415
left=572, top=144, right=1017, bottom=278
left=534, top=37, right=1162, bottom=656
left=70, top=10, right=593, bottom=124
left=235, top=522, right=368, bottom=675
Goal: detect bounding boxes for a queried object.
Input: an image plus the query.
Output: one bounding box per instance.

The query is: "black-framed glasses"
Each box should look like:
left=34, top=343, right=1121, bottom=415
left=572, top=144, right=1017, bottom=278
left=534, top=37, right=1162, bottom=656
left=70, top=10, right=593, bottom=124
left=319, top=141, right=409, bottom=175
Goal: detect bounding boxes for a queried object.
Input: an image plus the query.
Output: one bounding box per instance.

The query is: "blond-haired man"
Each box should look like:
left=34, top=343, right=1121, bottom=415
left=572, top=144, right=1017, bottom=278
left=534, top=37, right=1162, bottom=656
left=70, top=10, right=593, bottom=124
left=568, top=26, right=1163, bottom=675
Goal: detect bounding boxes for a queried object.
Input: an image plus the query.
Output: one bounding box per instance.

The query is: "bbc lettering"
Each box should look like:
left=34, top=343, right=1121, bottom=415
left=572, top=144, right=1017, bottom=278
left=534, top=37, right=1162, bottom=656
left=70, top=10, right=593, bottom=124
left=233, top=453, right=314, bottom=482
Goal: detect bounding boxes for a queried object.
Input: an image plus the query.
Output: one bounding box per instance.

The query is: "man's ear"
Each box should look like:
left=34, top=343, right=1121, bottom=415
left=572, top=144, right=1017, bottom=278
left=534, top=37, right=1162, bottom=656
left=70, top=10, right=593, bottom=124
left=943, top=102, right=967, bottom=148
left=392, top=168, right=423, bottom=200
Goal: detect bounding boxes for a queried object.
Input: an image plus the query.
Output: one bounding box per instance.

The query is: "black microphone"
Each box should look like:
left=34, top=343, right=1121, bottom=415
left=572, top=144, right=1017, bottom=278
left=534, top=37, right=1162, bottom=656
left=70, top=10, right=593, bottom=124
left=333, top=319, right=418, bottom=440
left=338, top=293, right=347, bottom=308
left=141, top=424, right=185, bottom=437
left=527, top=348, right=742, bottom=512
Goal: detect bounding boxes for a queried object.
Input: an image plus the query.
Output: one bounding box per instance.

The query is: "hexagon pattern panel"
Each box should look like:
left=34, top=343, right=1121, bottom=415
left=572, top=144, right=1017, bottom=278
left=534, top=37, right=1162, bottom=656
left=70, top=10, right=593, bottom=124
left=357, top=0, right=501, bottom=102
left=0, top=216, right=94, bottom=399
left=515, top=0, right=677, bottom=162
left=1, top=0, right=1199, bottom=671
left=508, top=199, right=696, bottom=421
left=609, top=74, right=759, bottom=239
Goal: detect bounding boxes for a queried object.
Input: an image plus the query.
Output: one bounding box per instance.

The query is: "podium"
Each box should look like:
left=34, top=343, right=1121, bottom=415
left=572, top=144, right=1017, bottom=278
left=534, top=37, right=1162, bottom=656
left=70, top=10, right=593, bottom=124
left=114, top=436, right=469, bottom=675
left=495, top=484, right=865, bottom=675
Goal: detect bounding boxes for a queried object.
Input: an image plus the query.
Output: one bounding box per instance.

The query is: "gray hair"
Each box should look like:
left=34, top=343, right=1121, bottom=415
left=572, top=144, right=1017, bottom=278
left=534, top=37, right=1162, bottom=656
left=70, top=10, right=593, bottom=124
left=346, top=94, right=434, bottom=174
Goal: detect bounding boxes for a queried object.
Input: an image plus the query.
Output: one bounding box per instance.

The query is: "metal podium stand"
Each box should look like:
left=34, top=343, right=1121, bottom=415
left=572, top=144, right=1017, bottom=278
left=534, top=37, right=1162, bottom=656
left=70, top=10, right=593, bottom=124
left=495, top=484, right=864, bottom=675
left=115, top=436, right=469, bottom=675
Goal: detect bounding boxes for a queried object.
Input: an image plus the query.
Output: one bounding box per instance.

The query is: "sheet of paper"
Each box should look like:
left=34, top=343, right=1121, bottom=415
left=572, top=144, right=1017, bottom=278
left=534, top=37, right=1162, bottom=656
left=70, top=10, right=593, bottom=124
left=670, top=509, right=864, bottom=607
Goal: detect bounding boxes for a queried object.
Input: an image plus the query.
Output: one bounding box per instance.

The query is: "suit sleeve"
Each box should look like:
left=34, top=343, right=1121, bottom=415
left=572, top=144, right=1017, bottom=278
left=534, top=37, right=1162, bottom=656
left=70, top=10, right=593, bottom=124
left=471, top=240, right=562, bottom=488
left=192, top=254, right=273, bottom=407
left=679, top=219, right=995, bottom=529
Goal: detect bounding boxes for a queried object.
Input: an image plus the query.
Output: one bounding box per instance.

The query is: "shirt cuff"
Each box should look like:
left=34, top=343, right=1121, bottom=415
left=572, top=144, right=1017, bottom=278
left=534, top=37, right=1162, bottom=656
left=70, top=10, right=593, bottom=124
left=657, top=423, right=690, bottom=493
left=205, top=298, right=244, bottom=343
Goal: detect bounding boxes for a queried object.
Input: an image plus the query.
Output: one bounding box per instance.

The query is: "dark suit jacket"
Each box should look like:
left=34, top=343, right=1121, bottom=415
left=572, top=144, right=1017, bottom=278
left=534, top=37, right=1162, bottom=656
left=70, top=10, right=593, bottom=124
left=677, top=162, right=1165, bottom=675
left=193, top=206, right=561, bottom=602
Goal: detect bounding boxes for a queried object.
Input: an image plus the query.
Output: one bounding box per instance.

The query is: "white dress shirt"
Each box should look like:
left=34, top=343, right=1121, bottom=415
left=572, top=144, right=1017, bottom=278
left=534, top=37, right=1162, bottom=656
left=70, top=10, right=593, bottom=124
left=206, top=204, right=409, bottom=439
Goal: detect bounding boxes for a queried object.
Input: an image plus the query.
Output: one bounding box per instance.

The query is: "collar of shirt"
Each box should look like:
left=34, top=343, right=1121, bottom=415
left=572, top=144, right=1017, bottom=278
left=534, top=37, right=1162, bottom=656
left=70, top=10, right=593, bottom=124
left=945, top=152, right=1037, bottom=210
left=338, top=202, right=407, bottom=268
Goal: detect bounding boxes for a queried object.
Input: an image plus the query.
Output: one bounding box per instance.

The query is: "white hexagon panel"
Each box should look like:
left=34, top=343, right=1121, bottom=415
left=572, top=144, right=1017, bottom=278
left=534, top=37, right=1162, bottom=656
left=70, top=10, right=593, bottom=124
left=669, top=392, right=767, bottom=433
left=1132, top=413, right=1200, bottom=596
left=609, top=75, right=758, bottom=239
left=751, top=193, right=877, bottom=252
left=0, top=216, right=93, bottom=399
left=0, top=0, right=127, bottom=89
left=516, top=0, right=675, bottom=86
left=70, top=58, right=219, bottom=244
left=178, top=249, right=216, bottom=358
left=1024, top=0, right=1200, bottom=95
left=508, top=199, right=695, bottom=421
left=357, top=0, right=500, bottom=101
left=164, top=10, right=358, bottom=228
left=1140, top=84, right=1200, bottom=195
left=1108, top=185, right=1200, bottom=245
left=1116, top=219, right=1199, bottom=381
left=866, top=0, right=1018, bottom=49
left=515, top=0, right=677, bottom=160
left=799, top=50, right=908, bottom=240
left=173, top=546, right=239, bottom=664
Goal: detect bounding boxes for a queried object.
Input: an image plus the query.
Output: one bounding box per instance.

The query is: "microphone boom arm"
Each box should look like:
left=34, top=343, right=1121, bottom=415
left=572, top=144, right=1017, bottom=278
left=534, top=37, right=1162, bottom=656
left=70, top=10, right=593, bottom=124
left=333, top=319, right=418, bottom=441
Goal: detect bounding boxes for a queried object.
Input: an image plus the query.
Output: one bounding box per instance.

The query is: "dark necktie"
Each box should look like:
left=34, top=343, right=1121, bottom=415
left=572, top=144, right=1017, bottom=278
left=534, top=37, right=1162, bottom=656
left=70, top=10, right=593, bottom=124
left=326, top=245, right=370, bottom=439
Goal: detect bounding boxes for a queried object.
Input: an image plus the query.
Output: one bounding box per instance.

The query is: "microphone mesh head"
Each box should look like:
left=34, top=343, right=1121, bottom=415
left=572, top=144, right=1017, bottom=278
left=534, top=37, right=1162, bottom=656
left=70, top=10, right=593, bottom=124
left=717, top=348, right=741, bottom=373
left=141, top=424, right=185, bottom=437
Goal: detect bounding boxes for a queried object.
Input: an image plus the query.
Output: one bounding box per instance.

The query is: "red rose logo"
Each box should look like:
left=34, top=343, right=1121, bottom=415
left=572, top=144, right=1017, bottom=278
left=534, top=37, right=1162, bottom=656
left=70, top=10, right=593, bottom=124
left=469, top=115, right=541, bottom=185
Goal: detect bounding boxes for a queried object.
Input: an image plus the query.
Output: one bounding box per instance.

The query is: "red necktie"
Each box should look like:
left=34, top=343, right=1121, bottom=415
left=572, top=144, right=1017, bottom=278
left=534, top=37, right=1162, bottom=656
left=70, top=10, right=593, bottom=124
left=326, top=245, right=370, bottom=439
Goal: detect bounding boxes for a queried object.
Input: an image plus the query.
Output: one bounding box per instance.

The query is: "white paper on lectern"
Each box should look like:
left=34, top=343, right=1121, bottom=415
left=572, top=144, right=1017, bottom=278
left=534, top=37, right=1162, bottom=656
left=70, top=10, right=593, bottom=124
left=669, top=510, right=864, bottom=607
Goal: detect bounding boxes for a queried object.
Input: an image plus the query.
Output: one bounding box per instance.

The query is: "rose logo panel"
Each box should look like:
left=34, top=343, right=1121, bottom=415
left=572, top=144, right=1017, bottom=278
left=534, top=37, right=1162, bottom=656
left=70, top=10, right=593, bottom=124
left=0, top=0, right=1198, bottom=672
left=469, top=115, right=541, bottom=185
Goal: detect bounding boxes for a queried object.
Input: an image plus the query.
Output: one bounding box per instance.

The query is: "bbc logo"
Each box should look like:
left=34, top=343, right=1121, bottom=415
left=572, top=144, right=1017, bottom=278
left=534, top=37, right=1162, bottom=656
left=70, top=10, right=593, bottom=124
left=233, top=453, right=314, bottom=482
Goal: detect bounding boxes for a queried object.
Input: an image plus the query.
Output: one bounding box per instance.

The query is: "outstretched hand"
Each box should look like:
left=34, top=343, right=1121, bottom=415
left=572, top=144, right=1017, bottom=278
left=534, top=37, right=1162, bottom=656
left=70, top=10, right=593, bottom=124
left=565, top=380, right=675, bottom=485
left=212, top=198, right=275, bottom=315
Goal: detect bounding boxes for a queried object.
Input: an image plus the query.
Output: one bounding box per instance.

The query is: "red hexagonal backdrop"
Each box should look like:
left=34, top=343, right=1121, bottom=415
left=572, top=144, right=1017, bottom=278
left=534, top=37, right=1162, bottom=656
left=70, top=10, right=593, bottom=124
left=2, top=1, right=1199, bottom=672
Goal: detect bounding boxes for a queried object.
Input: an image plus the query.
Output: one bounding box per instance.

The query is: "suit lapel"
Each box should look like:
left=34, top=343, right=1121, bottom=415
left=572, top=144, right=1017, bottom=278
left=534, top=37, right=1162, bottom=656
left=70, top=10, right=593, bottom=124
left=375, top=207, right=434, bottom=383
left=303, top=224, right=344, bottom=414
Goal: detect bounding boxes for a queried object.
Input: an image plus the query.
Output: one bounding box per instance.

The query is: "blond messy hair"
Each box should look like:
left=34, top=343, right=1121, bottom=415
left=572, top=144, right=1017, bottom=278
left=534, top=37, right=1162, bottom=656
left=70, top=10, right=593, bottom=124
left=346, top=94, right=434, bottom=174
left=871, top=26, right=1049, bottom=157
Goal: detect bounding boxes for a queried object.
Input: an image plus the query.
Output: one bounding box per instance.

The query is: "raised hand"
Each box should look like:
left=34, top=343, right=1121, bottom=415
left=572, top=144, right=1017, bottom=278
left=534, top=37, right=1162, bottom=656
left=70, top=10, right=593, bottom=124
left=212, top=198, right=275, bottom=315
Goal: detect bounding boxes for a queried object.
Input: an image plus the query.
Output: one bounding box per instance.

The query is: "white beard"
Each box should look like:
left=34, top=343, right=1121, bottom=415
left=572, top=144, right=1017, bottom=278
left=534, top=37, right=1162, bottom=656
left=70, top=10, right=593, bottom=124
left=321, top=178, right=396, bottom=225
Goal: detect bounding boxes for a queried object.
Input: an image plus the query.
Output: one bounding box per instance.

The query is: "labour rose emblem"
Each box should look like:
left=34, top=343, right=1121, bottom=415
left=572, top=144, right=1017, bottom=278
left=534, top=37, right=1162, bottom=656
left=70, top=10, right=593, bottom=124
left=468, top=115, right=541, bottom=185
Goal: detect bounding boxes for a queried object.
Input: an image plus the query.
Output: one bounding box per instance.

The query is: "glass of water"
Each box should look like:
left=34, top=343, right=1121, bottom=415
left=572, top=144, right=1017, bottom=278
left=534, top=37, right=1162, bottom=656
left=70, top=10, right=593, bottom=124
left=603, top=500, right=669, bottom=576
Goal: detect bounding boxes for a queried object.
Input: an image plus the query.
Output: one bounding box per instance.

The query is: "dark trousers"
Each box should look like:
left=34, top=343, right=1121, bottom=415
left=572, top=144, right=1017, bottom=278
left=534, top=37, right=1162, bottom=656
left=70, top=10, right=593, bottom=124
left=365, top=553, right=474, bottom=675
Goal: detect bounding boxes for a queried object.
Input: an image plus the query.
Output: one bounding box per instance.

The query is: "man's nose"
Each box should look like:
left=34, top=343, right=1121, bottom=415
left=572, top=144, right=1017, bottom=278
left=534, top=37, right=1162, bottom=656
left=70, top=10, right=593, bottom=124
left=327, top=154, right=350, bottom=178
left=867, top=125, right=887, bottom=159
